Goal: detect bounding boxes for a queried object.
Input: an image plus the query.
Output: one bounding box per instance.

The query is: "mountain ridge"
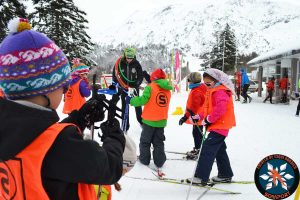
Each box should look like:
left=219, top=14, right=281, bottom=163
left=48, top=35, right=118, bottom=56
left=95, top=0, right=300, bottom=55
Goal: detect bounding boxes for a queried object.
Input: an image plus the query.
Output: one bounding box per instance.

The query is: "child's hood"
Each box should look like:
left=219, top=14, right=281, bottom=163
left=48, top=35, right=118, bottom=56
left=154, top=79, right=173, bottom=91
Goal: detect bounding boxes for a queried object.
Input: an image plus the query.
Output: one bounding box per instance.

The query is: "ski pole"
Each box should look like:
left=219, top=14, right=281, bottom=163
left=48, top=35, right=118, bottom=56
left=186, top=110, right=209, bottom=200
left=90, top=74, right=97, bottom=140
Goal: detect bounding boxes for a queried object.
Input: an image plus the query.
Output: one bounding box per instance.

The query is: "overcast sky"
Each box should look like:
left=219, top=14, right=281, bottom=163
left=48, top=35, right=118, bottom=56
left=73, top=0, right=299, bottom=40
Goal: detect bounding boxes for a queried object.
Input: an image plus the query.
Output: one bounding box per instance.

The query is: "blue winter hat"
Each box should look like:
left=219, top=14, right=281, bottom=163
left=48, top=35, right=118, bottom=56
left=0, top=18, right=71, bottom=100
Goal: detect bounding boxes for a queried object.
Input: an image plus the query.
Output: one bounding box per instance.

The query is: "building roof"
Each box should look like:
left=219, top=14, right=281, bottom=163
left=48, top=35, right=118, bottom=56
left=247, top=41, right=300, bottom=67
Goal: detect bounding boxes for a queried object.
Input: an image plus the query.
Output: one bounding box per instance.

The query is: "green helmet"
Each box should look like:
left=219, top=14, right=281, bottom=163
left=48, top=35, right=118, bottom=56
left=124, top=47, right=136, bottom=59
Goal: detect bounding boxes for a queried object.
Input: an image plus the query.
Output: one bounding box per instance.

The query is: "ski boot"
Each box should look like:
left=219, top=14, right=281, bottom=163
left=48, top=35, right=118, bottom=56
left=186, top=177, right=209, bottom=186
left=186, top=148, right=199, bottom=156
left=211, top=176, right=232, bottom=183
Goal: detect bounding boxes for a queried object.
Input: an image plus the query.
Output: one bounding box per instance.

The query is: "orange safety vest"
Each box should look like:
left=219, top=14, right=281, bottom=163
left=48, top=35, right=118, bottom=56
left=63, top=80, right=86, bottom=114
left=0, top=123, right=96, bottom=200
left=203, top=85, right=236, bottom=131
left=141, top=82, right=171, bottom=121
left=185, top=84, right=207, bottom=125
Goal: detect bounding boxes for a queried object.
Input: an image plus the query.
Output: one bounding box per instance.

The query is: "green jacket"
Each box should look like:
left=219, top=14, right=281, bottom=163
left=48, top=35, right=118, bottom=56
left=130, top=79, right=173, bottom=128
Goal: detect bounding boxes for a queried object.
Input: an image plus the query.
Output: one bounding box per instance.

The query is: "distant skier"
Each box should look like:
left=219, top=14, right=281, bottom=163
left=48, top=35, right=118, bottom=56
left=186, top=68, right=236, bottom=185
left=241, top=68, right=252, bottom=103
left=112, top=48, right=144, bottom=130
left=279, top=74, right=289, bottom=103
left=295, top=79, right=300, bottom=117
left=130, top=68, right=173, bottom=170
left=263, top=77, right=275, bottom=104
left=63, top=59, right=91, bottom=114
left=234, top=71, right=242, bottom=101
left=179, top=72, right=207, bottom=160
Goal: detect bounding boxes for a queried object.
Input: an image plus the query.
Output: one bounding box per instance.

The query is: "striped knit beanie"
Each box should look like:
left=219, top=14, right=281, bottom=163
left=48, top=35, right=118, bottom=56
left=71, top=58, right=90, bottom=75
left=0, top=18, right=71, bottom=100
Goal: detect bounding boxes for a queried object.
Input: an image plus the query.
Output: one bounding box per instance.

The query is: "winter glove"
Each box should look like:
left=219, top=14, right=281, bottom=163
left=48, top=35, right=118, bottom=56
left=100, top=119, right=122, bottom=141
left=179, top=115, right=188, bottom=125
left=128, top=88, right=137, bottom=97
left=109, top=84, right=116, bottom=90
left=201, top=116, right=212, bottom=127
left=188, top=114, right=201, bottom=123
left=79, top=98, right=105, bottom=127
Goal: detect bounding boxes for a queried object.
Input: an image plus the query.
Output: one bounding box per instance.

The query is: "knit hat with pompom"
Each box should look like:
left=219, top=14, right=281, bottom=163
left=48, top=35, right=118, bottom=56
left=0, top=18, right=71, bottom=100
left=71, top=58, right=90, bottom=75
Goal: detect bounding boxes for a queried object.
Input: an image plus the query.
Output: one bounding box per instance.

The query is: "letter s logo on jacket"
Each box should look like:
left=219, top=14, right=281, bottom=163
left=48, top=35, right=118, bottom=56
left=156, top=92, right=168, bottom=107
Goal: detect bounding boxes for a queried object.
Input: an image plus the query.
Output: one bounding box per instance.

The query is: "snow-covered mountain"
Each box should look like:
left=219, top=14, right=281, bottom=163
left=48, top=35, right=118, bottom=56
left=96, top=0, right=300, bottom=55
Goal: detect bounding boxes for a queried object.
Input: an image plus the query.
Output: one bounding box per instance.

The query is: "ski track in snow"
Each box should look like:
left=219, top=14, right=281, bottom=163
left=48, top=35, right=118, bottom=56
left=57, top=90, right=300, bottom=200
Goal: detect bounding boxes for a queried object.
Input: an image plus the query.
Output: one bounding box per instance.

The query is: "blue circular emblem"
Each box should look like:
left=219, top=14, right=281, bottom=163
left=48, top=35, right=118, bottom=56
left=255, top=154, right=299, bottom=199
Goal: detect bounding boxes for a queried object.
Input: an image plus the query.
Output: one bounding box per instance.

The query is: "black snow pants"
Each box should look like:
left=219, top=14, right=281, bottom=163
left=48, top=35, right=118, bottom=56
left=139, top=124, right=166, bottom=168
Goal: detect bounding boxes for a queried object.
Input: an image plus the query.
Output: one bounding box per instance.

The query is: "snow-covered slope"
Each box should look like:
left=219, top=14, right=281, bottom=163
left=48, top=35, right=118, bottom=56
left=56, top=92, right=300, bottom=200
left=96, top=0, right=300, bottom=55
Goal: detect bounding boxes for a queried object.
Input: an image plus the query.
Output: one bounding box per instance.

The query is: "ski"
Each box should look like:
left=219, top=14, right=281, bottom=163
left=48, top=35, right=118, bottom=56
left=151, top=173, right=254, bottom=185
left=137, top=155, right=195, bottom=161
left=125, top=176, right=241, bottom=194
left=146, top=165, right=166, bottom=178
left=164, top=150, right=187, bottom=155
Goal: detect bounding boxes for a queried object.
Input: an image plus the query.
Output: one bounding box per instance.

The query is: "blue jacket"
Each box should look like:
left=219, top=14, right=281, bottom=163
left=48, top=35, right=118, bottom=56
left=241, top=68, right=250, bottom=87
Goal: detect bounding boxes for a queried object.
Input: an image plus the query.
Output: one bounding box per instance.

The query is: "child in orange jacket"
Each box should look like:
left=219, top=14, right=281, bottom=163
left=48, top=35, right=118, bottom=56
left=179, top=72, right=207, bottom=159
left=187, top=68, right=236, bottom=185
left=63, top=60, right=91, bottom=114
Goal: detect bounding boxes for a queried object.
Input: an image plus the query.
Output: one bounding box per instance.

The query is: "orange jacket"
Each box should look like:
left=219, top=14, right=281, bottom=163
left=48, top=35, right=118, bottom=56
left=266, top=80, right=275, bottom=91
left=204, top=85, right=236, bottom=131
left=235, top=72, right=241, bottom=86
left=141, top=82, right=171, bottom=121
left=185, top=84, right=207, bottom=125
left=63, top=80, right=86, bottom=114
left=1, top=123, right=96, bottom=200
left=0, top=89, right=4, bottom=98
left=279, top=78, right=288, bottom=90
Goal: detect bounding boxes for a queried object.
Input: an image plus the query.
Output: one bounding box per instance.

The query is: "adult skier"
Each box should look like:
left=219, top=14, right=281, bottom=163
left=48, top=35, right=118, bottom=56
left=112, top=48, right=143, bottom=131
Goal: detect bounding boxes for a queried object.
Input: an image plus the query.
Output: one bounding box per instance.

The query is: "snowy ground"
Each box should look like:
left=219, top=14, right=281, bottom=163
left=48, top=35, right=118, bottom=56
left=57, top=91, right=300, bottom=200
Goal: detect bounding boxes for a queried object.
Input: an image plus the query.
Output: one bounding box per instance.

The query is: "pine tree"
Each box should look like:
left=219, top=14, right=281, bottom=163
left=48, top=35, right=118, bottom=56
left=209, top=23, right=237, bottom=72
left=0, top=0, right=27, bottom=42
left=30, top=0, right=94, bottom=63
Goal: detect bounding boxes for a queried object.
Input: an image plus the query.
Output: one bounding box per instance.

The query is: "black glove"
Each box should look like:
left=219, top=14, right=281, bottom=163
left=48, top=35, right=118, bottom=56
left=202, top=117, right=212, bottom=127
left=179, top=115, right=188, bottom=126
left=109, top=84, right=116, bottom=90
left=100, top=119, right=122, bottom=141
left=79, top=98, right=104, bottom=127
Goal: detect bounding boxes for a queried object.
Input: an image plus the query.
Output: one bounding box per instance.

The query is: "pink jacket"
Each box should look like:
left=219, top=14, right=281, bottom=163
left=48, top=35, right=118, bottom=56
left=205, top=89, right=231, bottom=137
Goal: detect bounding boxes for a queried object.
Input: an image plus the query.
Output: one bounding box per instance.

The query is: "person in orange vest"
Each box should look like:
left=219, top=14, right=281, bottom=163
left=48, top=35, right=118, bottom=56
left=179, top=72, right=207, bottom=160
left=0, top=18, right=125, bottom=200
left=130, top=68, right=173, bottom=170
left=186, top=68, right=236, bottom=185
left=234, top=71, right=242, bottom=101
left=279, top=74, right=289, bottom=103
left=63, top=60, right=91, bottom=114
left=263, top=77, right=275, bottom=104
